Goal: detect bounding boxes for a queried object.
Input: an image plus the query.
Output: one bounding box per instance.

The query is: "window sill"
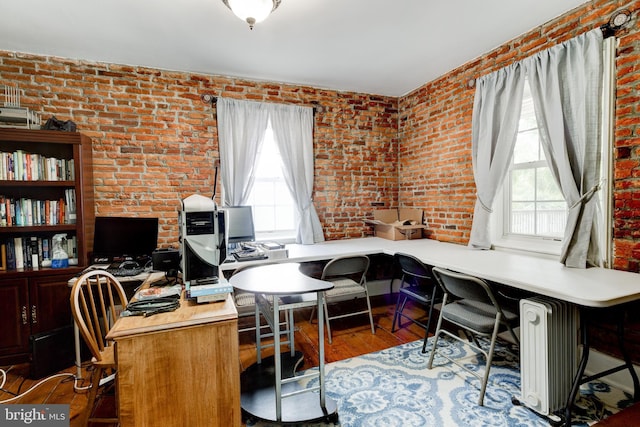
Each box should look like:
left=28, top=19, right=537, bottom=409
left=491, top=236, right=561, bottom=260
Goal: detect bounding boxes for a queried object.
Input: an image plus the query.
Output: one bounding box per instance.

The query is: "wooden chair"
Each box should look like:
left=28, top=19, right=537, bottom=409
left=70, top=270, right=127, bottom=426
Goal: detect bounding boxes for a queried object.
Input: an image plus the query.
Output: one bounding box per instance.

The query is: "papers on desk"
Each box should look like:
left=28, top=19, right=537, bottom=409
left=135, top=284, right=181, bottom=301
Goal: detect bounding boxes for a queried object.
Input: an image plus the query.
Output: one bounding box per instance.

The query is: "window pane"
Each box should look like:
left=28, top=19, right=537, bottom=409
left=275, top=206, right=295, bottom=229
left=511, top=169, right=535, bottom=201
left=536, top=167, right=564, bottom=201
left=246, top=124, right=297, bottom=237
left=253, top=206, right=275, bottom=231
left=513, top=128, right=541, bottom=164
left=274, top=181, right=292, bottom=205
left=510, top=201, right=535, bottom=234
left=536, top=202, right=567, bottom=237
left=253, top=181, right=275, bottom=205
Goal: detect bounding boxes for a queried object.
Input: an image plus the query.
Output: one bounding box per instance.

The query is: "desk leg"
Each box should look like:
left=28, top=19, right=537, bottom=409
left=74, top=320, right=82, bottom=379
left=273, top=298, right=282, bottom=422
left=318, top=292, right=326, bottom=410
left=255, top=301, right=262, bottom=364
left=564, top=307, right=640, bottom=426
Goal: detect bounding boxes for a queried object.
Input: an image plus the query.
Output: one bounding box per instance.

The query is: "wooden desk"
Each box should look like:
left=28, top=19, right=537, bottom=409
left=106, top=273, right=240, bottom=427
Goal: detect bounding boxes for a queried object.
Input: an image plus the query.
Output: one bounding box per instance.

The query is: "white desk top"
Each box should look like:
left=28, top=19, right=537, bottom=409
left=229, top=263, right=333, bottom=295
left=223, top=237, right=640, bottom=308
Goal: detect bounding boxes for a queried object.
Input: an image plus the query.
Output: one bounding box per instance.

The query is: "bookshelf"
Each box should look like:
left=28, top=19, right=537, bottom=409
left=0, top=128, right=95, bottom=372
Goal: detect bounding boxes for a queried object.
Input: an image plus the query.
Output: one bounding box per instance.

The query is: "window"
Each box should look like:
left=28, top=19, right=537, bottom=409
left=245, top=125, right=297, bottom=241
left=506, top=80, right=567, bottom=240
left=492, top=80, right=568, bottom=255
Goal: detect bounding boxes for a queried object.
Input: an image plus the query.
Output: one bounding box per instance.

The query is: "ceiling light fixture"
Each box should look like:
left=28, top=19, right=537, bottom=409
left=222, top=0, right=281, bottom=30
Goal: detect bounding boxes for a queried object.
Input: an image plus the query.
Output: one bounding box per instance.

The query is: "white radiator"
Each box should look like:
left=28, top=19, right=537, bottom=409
left=519, top=297, right=578, bottom=415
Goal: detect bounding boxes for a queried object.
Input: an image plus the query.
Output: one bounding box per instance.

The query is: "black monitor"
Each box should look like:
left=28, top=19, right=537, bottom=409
left=92, top=216, right=159, bottom=261
left=223, top=206, right=255, bottom=245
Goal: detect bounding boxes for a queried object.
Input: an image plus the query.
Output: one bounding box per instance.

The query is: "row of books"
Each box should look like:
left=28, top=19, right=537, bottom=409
left=0, top=235, right=77, bottom=271
left=0, top=150, right=75, bottom=181
left=0, top=189, right=76, bottom=226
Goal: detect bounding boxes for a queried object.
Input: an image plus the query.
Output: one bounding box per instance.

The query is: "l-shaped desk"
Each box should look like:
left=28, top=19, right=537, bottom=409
left=223, top=237, right=640, bottom=425
left=223, top=237, right=640, bottom=308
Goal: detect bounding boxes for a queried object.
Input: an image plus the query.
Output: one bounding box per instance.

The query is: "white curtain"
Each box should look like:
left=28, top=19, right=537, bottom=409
left=468, top=63, right=526, bottom=249
left=217, top=98, right=324, bottom=244
left=270, top=104, right=325, bottom=244
left=525, top=29, right=604, bottom=267
left=217, top=98, right=270, bottom=206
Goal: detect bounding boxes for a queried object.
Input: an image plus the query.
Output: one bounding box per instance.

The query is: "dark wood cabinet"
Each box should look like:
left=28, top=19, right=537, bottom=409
left=0, top=278, right=29, bottom=360
left=0, top=129, right=94, bottom=370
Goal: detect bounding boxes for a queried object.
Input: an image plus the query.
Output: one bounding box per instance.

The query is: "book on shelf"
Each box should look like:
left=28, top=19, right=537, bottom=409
left=0, top=235, right=72, bottom=271
left=13, top=237, right=23, bottom=269
left=5, top=240, right=16, bottom=270
left=0, top=243, right=6, bottom=270
left=0, top=149, right=74, bottom=181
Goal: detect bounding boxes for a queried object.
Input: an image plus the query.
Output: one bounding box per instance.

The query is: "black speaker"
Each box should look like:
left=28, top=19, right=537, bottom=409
left=152, top=248, right=179, bottom=272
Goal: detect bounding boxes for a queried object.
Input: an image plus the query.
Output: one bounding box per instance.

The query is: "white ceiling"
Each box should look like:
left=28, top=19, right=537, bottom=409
left=0, top=0, right=590, bottom=97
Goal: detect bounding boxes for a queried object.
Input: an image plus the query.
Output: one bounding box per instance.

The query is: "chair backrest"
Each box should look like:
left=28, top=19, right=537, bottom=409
left=70, top=270, right=128, bottom=361
left=431, top=266, right=498, bottom=309
left=321, top=255, right=370, bottom=286
left=394, top=252, right=431, bottom=282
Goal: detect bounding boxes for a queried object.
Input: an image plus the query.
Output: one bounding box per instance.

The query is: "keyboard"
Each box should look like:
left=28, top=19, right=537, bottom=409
left=107, top=266, right=145, bottom=277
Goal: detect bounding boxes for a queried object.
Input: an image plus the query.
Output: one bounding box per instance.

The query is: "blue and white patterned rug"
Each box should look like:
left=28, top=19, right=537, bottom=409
left=247, top=338, right=633, bottom=427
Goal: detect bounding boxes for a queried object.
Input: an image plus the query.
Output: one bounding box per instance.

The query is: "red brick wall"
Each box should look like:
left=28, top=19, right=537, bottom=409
left=0, top=58, right=398, bottom=246
left=399, top=0, right=640, bottom=272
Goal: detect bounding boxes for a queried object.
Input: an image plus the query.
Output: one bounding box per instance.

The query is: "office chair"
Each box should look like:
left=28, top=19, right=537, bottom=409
left=391, top=253, right=438, bottom=353
left=427, top=266, right=520, bottom=406
left=70, top=270, right=127, bottom=426
left=309, top=255, right=374, bottom=344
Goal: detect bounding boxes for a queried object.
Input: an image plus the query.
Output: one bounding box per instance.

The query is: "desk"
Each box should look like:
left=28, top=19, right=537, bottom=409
left=105, top=273, right=240, bottom=427
left=224, top=237, right=640, bottom=307
left=224, top=237, right=640, bottom=425
left=229, top=263, right=338, bottom=424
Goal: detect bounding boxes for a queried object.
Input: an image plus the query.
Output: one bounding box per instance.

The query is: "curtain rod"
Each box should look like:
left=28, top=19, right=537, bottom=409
left=199, top=94, right=322, bottom=113
left=467, top=8, right=632, bottom=90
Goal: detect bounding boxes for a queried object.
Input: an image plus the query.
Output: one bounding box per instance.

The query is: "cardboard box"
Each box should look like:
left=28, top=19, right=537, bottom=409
left=364, top=208, right=426, bottom=240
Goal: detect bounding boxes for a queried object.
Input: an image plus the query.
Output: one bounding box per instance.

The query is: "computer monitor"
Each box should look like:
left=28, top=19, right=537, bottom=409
left=92, top=216, right=159, bottom=261
left=223, top=206, right=255, bottom=245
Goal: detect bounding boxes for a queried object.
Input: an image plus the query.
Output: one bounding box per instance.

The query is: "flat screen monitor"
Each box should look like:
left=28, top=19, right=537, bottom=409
left=92, top=216, right=159, bottom=261
left=223, top=206, right=255, bottom=245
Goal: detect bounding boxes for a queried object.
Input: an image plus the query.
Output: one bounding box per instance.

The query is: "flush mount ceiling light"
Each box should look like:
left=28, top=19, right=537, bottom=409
left=222, top=0, right=281, bottom=30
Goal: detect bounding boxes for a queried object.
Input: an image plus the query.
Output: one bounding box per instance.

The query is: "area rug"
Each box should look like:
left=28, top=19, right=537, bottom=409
left=247, top=338, right=633, bottom=427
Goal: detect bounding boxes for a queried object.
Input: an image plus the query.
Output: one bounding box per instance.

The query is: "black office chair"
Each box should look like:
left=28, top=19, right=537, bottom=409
left=427, top=266, right=520, bottom=406
left=391, top=253, right=438, bottom=353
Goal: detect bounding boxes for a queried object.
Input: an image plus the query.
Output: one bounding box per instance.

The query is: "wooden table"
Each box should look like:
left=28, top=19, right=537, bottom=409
left=229, top=263, right=338, bottom=424
left=105, top=273, right=240, bottom=427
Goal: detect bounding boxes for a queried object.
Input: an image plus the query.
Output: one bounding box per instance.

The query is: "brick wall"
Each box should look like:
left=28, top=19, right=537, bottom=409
left=399, top=0, right=640, bottom=272
left=0, top=58, right=399, bottom=246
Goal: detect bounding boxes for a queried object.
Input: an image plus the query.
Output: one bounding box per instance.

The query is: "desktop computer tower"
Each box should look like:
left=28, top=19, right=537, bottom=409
left=178, top=194, right=224, bottom=282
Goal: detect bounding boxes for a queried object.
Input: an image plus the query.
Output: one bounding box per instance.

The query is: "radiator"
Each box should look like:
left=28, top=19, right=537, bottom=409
left=519, top=297, right=579, bottom=415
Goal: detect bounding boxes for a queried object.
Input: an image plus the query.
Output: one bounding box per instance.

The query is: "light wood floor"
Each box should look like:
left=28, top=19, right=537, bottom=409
left=0, top=294, right=430, bottom=427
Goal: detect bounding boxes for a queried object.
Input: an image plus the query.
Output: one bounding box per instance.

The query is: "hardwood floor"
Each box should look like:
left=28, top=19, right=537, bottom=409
left=0, top=294, right=430, bottom=426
